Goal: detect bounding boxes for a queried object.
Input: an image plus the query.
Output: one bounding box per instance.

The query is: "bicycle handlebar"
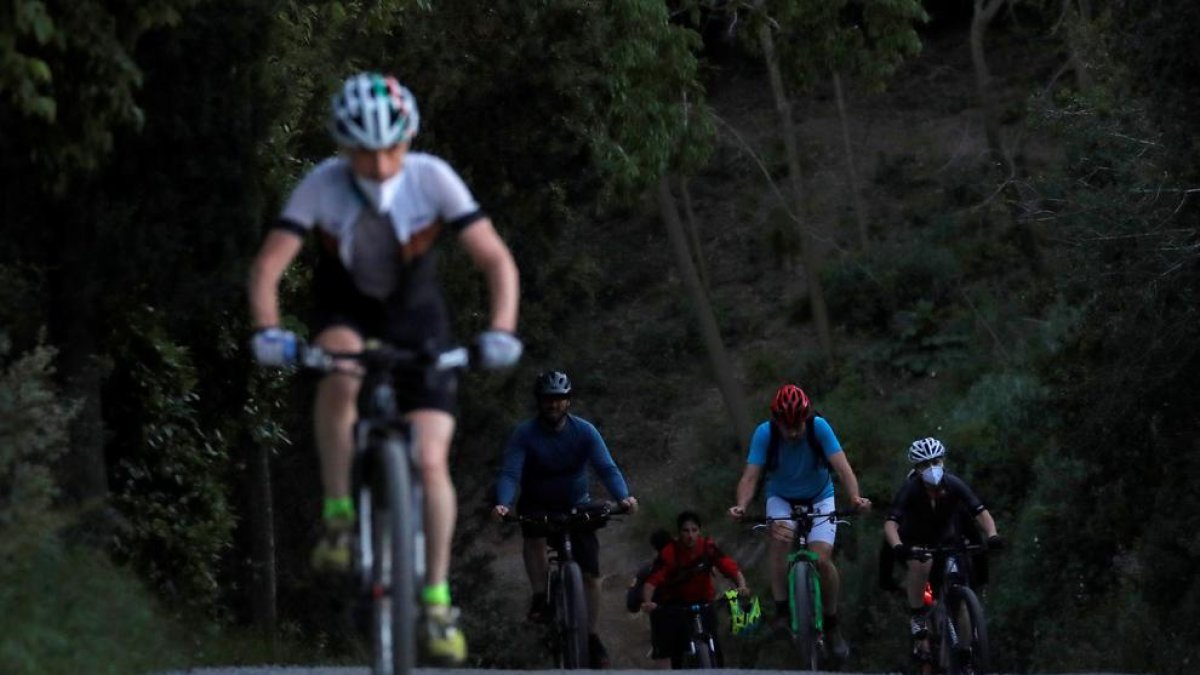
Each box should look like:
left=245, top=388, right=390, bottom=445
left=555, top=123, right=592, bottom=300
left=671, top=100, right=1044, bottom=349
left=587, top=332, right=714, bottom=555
left=500, top=501, right=630, bottom=528
left=742, top=507, right=863, bottom=526
left=908, top=542, right=989, bottom=559
left=299, top=341, right=470, bottom=374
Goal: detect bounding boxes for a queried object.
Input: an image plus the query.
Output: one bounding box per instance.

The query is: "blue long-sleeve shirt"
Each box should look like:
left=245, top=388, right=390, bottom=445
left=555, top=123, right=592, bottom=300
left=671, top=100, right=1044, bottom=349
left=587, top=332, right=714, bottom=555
left=495, top=414, right=630, bottom=509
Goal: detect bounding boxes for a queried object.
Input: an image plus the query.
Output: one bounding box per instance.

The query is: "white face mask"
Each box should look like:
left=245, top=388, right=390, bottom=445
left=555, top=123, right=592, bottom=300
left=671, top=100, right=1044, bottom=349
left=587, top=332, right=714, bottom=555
left=920, top=465, right=944, bottom=486
left=354, top=173, right=403, bottom=214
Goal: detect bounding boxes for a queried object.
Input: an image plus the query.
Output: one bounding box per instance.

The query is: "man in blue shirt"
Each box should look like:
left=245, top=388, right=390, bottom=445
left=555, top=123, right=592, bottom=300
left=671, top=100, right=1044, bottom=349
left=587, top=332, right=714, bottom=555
left=729, top=384, right=871, bottom=659
left=493, top=370, right=638, bottom=668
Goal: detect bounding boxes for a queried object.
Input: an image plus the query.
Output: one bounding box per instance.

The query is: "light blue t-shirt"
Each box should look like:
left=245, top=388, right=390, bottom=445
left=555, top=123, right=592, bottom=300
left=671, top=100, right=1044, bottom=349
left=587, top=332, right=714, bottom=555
left=746, top=417, right=843, bottom=502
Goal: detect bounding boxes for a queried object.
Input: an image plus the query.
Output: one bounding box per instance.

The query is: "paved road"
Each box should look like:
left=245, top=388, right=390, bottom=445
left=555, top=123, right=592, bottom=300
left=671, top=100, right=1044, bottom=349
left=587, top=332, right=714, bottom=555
left=162, top=662, right=1142, bottom=667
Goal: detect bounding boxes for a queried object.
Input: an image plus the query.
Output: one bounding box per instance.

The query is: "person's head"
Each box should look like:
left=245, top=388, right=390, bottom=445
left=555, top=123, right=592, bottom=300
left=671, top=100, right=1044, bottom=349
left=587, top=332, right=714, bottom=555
left=908, top=437, right=947, bottom=487
left=330, top=72, right=420, bottom=185
left=676, top=510, right=702, bottom=548
left=770, top=384, right=811, bottom=441
left=649, top=528, right=672, bottom=553
left=533, top=370, right=572, bottom=427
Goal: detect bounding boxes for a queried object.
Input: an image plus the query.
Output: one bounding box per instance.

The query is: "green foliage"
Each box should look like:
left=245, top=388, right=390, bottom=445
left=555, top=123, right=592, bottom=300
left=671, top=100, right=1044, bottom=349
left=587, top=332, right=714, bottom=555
left=0, top=541, right=186, bottom=675
left=106, top=308, right=235, bottom=613
left=0, top=341, right=76, bottom=552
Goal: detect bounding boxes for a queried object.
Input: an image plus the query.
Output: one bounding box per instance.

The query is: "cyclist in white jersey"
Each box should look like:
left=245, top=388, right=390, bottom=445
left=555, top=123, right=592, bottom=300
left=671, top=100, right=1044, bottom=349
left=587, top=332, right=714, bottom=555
left=247, top=72, right=522, bottom=665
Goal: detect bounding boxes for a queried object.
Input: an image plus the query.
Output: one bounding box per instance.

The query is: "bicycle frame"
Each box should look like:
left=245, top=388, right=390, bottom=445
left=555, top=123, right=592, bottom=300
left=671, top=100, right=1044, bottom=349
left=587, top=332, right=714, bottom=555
left=910, top=541, right=990, bottom=675
left=301, top=341, right=469, bottom=675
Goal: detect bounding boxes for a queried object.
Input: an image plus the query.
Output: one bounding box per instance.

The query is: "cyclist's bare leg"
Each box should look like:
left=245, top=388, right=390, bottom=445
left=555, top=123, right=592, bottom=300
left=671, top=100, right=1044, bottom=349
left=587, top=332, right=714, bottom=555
left=522, top=537, right=549, bottom=592
left=584, top=573, right=599, bottom=632
left=313, top=326, right=363, bottom=499
left=810, top=541, right=838, bottom=617
left=767, top=533, right=792, bottom=602
left=905, top=558, right=933, bottom=609
left=408, top=409, right=456, bottom=588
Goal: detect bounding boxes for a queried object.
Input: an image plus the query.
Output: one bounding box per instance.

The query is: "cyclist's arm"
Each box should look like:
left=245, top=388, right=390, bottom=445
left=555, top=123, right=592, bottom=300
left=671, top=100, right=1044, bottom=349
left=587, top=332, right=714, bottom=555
left=827, top=450, right=868, bottom=507
left=458, top=218, right=519, bottom=332
left=883, top=519, right=902, bottom=548
left=733, top=463, right=762, bottom=513
left=494, top=433, right=527, bottom=507
left=248, top=228, right=304, bottom=328
left=974, top=509, right=998, bottom=538
left=585, top=426, right=631, bottom=501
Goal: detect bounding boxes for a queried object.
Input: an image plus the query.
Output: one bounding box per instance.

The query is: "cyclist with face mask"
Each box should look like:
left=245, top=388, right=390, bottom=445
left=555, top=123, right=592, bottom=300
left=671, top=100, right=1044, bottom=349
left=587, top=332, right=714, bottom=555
left=883, top=438, right=1004, bottom=645
left=248, top=72, right=522, bottom=665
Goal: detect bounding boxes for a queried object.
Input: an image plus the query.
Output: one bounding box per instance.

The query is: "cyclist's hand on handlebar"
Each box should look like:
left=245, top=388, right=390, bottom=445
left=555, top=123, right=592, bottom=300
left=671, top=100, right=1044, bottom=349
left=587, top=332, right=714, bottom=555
left=987, top=533, right=1006, bottom=551
left=492, top=505, right=510, bottom=521
left=251, top=327, right=298, bottom=366
left=728, top=505, right=746, bottom=520
left=736, top=585, right=751, bottom=598
left=640, top=601, right=658, bottom=613
left=894, top=542, right=922, bottom=561
left=474, top=330, right=523, bottom=369
left=852, top=496, right=872, bottom=513
left=620, top=496, right=639, bottom=514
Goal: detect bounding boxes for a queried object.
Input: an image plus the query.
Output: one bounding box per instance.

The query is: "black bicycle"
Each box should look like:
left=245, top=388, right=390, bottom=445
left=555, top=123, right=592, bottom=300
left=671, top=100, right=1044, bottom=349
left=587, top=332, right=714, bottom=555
left=662, top=600, right=720, bottom=669
left=502, top=501, right=626, bottom=669
left=746, top=504, right=859, bottom=671
left=909, top=540, right=991, bottom=675
left=301, top=340, right=469, bottom=675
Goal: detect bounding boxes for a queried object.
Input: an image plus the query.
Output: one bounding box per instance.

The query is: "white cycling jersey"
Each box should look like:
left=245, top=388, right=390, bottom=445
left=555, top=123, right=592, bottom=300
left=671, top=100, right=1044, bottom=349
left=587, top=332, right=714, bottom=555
left=278, top=153, right=483, bottom=300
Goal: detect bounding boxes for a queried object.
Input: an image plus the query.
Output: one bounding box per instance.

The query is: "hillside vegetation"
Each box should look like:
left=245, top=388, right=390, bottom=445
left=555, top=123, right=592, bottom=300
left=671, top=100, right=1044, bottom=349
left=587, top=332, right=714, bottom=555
left=2, top=1, right=1197, bottom=673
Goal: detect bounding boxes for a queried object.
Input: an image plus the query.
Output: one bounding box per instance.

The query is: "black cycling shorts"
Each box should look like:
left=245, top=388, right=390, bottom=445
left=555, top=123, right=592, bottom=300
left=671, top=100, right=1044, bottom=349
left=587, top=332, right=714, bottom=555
left=516, top=506, right=602, bottom=577
left=309, top=256, right=457, bottom=414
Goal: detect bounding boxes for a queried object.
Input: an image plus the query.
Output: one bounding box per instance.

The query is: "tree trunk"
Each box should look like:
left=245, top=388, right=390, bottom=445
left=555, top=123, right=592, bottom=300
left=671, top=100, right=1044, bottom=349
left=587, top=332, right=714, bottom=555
left=1063, top=0, right=1093, bottom=90
left=248, top=440, right=278, bottom=646
left=677, top=175, right=710, bottom=292
left=657, top=177, right=754, bottom=448
left=832, top=71, right=869, bottom=253
left=971, top=0, right=1010, bottom=166
left=755, top=14, right=836, bottom=369
left=50, top=202, right=110, bottom=507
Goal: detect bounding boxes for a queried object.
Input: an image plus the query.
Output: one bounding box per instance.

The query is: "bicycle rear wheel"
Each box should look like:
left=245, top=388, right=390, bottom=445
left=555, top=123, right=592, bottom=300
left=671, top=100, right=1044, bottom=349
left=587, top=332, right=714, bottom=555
left=949, top=586, right=990, bottom=675
left=789, top=562, right=821, bottom=671
left=560, top=561, right=590, bottom=669
left=369, top=436, right=416, bottom=675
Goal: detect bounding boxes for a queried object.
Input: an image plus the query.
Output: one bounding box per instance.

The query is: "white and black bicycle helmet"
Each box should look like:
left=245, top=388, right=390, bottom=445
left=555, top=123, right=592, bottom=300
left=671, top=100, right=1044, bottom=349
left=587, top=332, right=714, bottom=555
left=907, top=437, right=947, bottom=464
left=330, top=72, right=420, bottom=150
left=533, top=370, right=572, bottom=397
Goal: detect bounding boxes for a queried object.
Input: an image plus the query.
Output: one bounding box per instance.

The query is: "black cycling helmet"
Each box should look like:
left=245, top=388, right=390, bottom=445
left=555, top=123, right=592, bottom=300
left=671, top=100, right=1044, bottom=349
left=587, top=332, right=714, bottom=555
left=533, top=370, right=572, bottom=397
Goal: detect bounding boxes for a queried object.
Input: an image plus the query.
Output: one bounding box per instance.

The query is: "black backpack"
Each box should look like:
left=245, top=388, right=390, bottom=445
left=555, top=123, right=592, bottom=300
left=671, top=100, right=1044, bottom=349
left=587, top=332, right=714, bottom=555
left=764, top=414, right=830, bottom=473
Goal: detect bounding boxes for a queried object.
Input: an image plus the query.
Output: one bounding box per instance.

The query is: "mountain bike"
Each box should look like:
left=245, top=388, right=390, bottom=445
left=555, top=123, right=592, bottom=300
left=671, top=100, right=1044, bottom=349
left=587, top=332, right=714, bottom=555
left=908, top=540, right=991, bottom=675
left=661, top=600, right=720, bottom=669
left=502, top=501, right=627, bottom=669
left=747, top=504, right=858, bottom=672
left=300, top=340, right=469, bottom=675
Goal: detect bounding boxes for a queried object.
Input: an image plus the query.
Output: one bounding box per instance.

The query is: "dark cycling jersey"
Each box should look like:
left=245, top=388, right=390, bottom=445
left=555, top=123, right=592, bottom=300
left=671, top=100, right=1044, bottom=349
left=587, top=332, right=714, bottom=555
left=495, top=414, right=630, bottom=510
left=886, top=472, right=986, bottom=545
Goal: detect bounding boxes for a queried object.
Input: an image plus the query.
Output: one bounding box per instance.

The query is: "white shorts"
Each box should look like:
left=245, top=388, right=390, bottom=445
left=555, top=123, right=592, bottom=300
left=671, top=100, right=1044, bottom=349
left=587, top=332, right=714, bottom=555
left=766, top=495, right=837, bottom=545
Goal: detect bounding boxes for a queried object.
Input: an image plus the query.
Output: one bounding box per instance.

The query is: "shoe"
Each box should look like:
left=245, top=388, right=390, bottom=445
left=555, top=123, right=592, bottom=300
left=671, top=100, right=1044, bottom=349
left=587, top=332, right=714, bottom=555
left=910, top=612, right=929, bottom=639
left=310, top=517, right=353, bottom=573
left=826, top=625, right=850, bottom=661
left=422, top=605, right=467, bottom=666
left=527, top=592, right=550, bottom=624
left=588, top=633, right=611, bottom=669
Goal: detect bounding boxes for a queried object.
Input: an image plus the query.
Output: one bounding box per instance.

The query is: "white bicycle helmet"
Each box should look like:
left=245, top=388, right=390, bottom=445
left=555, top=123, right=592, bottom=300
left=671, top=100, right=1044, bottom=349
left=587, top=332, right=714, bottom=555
left=907, top=437, right=947, bottom=464
left=329, top=72, right=420, bottom=149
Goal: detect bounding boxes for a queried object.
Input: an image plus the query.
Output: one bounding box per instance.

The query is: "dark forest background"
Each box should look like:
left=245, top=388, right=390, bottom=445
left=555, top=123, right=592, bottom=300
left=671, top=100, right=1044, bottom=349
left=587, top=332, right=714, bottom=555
left=1, top=1, right=1198, bottom=673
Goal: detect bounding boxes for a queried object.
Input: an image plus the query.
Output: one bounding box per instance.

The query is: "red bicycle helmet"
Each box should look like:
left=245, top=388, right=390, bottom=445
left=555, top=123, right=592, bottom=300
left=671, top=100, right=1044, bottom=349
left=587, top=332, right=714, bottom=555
left=770, top=384, right=811, bottom=427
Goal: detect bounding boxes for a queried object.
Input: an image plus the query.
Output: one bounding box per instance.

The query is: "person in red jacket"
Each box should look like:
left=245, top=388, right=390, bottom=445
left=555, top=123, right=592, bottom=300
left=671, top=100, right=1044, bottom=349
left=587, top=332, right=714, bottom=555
left=640, top=511, right=750, bottom=668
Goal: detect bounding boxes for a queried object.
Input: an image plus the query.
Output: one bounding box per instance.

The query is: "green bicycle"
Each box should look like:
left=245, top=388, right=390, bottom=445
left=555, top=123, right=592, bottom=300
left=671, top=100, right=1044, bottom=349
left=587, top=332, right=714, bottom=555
left=748, top=505, right=857, bottom=671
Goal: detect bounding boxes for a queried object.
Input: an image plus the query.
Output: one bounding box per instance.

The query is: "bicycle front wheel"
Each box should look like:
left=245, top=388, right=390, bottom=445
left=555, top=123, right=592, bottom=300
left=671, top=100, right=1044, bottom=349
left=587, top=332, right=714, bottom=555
left=370, top=436, right=417, bottom=675
left=789, top=562, right=821, bottom=671
left=693, top=638, right=716, bottom=669
left=560, top=561, right=590, bottom=669
left=949, top=586, right=990, bottom=674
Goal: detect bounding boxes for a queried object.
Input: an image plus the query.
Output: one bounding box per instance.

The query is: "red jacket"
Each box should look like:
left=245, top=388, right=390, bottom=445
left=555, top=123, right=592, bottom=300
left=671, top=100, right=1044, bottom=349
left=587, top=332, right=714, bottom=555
left=645, top=537, right=740, bottom=604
